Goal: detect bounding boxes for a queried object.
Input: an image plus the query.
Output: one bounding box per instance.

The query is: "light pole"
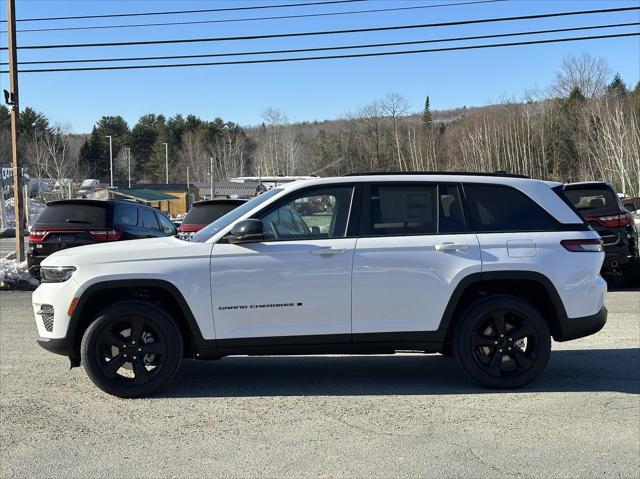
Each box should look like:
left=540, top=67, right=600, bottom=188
left=210, top=156, right=214, bottom=199
left=105, top=135, right=113, bottom=188
left=125, top=147, right=131, bottom=188
left=162, top=142, right=168, bottom=184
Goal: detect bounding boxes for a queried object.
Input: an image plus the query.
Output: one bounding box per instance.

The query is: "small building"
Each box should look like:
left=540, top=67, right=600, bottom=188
left=110, top=183, right=199, bottom=217
left=194, top=181, right=262, bottom=200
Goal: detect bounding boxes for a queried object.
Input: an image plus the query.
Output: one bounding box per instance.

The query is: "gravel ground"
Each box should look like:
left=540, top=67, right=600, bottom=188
left=1, top=289, right=639, bottom=478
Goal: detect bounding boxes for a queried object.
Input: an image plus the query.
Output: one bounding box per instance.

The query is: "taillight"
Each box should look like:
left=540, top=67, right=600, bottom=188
left=29, top=230, right=48, bottom=242
left=89, top=229, right=122, bottom=241
left=585, top=213, right=630, bottom=227
left=561, top=239, right=603, bottom=252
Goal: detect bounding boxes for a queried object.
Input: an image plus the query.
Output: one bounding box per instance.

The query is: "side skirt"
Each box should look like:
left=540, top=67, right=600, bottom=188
left=193, top=332, right=444, bottom=359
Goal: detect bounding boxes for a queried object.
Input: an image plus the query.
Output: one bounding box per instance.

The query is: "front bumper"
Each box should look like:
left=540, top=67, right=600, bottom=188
left=555, top=307, right=608, bottom=342
left=36, top=336, right=72, bottom=356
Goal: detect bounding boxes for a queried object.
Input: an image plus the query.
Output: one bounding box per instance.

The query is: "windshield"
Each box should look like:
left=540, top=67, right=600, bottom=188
left=191, top=188, right=283, bottom=242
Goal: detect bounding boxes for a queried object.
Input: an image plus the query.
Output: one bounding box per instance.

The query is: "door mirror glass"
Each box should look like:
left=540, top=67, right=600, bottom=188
left=228, top=219, right=264, bottom=243
left=623, top=202, right=637, bottom=213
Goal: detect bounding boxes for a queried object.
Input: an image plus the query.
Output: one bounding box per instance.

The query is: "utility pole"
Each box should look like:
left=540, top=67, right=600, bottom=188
left=125, top=147, right=131, bottom=188
left=186, top=166, right=190, bottom=209
left=105, top=135, right=113, bottom=188
left=210, top=156, right=214, bottom=199
left=162, top=142, right=168, bottom=184
left=6, top=0, right=25, bottom=261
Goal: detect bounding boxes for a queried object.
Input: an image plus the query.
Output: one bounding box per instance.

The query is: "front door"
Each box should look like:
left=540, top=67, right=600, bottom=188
left=211, top=185, right=356, bottom=343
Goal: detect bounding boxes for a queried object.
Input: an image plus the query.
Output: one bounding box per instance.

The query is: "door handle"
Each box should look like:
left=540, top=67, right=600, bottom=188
left=311, top=247, right=346, bottom=256
left=435, top=243, right=468, bottom=252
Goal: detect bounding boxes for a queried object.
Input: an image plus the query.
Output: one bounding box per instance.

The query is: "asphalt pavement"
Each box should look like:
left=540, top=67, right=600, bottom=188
left=0, top=288, right=638, bottom=478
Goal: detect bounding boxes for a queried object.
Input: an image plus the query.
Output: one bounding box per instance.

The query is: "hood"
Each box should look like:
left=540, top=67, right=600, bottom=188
left=41, top=236, right=211, bottom=267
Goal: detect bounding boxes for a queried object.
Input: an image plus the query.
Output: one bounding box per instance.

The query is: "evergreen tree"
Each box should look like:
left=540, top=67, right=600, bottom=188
left=606, top=73, right=628, bottom=99
left=422, top=96, right=433, bottom=130
left=79, top=116, right=130, bottom=183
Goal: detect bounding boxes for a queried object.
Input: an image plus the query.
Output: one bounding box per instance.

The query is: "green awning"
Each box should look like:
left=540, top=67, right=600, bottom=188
left=111, top=188, right=178, bottom=202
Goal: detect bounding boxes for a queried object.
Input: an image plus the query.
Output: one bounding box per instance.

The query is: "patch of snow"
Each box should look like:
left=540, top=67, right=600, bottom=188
left=0, top=259, right=39, bottom=290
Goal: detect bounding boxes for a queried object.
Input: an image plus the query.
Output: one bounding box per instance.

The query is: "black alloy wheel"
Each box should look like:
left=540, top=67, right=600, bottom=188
left=81, top=301, right=183, bottom=398
left=454, top=296, right=551, bottom=389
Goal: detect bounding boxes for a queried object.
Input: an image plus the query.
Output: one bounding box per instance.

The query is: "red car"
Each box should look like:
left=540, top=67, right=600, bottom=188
left=177, top=199, right=247, bottom=239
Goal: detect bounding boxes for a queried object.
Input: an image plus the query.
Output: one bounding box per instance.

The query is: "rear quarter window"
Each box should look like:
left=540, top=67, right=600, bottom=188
left=463, top=184, right=558, bottom=232
left=115, top=206, right=138, bottom=227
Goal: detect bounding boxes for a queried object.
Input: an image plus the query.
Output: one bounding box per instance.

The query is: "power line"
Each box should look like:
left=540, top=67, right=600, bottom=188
left=0, top=0, right=367, bottom=23
left=0, top=0, right=506, bottom=34
left=3, top=6, right=637, bottom=51
left=3, top=32, right=636, bottom=74
left=5, top=22, right=636, bottom=66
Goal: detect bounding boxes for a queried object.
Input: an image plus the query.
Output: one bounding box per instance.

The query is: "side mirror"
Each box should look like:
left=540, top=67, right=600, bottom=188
left=623, top=203, right=637, bottom=213
left=228, top=219, right=264, bottom=244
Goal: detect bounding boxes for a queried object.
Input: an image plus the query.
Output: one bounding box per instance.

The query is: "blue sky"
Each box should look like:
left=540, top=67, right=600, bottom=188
left=1, top=0, right=639, bottom=133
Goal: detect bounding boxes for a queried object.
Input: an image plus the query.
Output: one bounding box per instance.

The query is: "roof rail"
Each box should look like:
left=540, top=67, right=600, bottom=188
left=342, top=171, right=530, bottom=178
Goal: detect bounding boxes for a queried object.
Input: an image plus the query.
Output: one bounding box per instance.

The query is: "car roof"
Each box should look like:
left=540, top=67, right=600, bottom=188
left=47, top=198, right=166, bottom=213
left=277, top=174, right=561, bottom=191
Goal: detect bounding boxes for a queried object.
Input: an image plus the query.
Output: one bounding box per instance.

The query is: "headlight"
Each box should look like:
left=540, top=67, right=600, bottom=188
left=40, top=266, right=76, bottom=283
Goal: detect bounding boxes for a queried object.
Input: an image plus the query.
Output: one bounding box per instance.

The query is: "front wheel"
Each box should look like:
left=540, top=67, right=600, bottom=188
left=81, top=301, right=183, bottom=398
left=453, top=296, right=551, bottom=389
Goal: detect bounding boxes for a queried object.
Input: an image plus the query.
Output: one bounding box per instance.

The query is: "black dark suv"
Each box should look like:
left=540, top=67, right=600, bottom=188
left=28, top=199, right=177, bottom=277
left=564, top=182, right=640, bottom=286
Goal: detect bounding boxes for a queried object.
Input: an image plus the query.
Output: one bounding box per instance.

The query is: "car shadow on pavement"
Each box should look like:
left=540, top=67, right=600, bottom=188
left=164, top=348, right=640, bottom=398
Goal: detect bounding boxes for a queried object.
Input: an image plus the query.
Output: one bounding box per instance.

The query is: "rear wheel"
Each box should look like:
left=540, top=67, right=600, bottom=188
left=81, top=301, right=183, bottom=398
left=623, top=261, right=640, bottom=287
left=453, top=296, right=551, bottom=389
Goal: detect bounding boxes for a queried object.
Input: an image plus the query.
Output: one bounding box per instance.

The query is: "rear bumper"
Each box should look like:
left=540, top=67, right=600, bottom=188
left=555, top=307, right=607, bottom=342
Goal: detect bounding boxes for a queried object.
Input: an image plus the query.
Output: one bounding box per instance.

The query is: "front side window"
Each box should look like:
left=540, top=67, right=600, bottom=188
left=464, top=184, right=558, bottom=232
left=156, top=213, right=176, bottom=235
left=257, top=186, right=354, bottom=241
left=362, top=184, right=437, bottom=236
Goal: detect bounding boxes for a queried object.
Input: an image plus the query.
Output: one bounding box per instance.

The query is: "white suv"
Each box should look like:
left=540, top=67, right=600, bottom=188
left=33, top=174, right=607, bottom=397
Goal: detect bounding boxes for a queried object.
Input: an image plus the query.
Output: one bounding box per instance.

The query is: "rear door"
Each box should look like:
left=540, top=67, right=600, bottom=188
left=351, top=183, right=482, bottom=335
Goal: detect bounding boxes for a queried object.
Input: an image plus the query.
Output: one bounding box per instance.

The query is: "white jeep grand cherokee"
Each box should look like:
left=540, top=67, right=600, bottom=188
left=33, top=173, right=607, bottom=397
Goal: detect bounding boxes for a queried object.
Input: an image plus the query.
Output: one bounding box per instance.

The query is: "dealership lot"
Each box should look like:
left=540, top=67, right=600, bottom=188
left=1, top=289, right=638, bottom=478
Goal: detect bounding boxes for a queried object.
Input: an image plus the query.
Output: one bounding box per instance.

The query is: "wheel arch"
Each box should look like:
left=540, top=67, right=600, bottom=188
left=438, top=271, right=568, bottom=343
left=68, top=279, right=207, bottom=366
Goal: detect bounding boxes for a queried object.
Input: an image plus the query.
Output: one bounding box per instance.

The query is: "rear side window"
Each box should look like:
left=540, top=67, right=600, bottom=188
left=463, top=184, right=558, bottom=232
left=141, top=209, right=160, bottom=231
left=363, top=184, right=437, bottom=236
left=563, top=187, right=620, bottom=216
left=116, top=206, right=138, bottom=226
left=183, top=203, right=241, bottom=225
left=35, top=203, right=108, bottom=228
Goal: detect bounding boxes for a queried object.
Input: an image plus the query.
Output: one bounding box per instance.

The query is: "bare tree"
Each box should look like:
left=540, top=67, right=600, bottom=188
left=552, top=53, right=611, bottom=98
left=381, top=93, right=409, bottom=171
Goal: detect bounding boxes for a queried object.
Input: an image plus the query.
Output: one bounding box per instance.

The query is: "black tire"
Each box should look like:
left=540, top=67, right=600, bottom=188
left=81, top=300, right=183, bottom=398
left=453, top=295, right=551, bottom=389
left=623, top=261, right=640, bottom=288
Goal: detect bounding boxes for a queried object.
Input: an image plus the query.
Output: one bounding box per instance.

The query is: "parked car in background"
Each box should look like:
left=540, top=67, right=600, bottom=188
left=177, top=199, right=246, bottom=239
left=77, top=179, right=100, bottom=197
left=563, top=182, right=640, bottom=286
left=28, top=199, right=177, bottom=277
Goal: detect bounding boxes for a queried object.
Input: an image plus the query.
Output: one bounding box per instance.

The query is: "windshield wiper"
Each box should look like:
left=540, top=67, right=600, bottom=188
left=65, top=219, right=91, bottom=224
